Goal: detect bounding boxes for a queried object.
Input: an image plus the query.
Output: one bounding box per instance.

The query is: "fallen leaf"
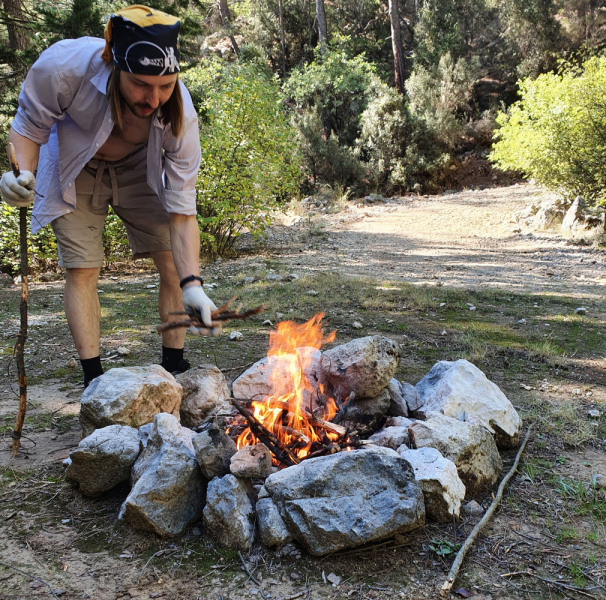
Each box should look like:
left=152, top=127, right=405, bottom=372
left=327, top=573, right=341, bottom=586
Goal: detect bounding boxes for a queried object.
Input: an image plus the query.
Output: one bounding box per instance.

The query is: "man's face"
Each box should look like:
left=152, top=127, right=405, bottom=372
left=119, top=71, right=178, bottom=118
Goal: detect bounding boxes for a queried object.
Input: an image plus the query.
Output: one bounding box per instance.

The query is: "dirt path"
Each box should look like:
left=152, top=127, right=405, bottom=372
left=1, top=184, right=605, bottom=600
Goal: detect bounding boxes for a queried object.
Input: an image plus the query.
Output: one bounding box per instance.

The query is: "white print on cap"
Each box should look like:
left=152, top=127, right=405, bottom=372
left=124, top=41, right=179, bottom=75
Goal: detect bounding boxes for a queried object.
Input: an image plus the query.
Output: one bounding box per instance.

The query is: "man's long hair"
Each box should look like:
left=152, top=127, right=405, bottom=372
left=106, top=67, right=184, bottom=137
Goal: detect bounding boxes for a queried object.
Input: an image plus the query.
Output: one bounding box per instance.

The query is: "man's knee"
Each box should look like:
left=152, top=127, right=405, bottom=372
left=65, top=267, right=100, bottom=287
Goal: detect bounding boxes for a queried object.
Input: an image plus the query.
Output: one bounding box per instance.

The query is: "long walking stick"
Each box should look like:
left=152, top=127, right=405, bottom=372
left=7, top=142, right=29, bottom=457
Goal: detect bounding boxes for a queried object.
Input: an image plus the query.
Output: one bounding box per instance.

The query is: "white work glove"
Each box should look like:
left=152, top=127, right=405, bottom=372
left=182, top=285, right=221, bottom=336
left=0, top=170, right=36, bottom=208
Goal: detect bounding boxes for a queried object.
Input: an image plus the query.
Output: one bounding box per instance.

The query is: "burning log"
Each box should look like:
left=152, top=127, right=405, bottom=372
left=230, top=398, right=301, bottom=467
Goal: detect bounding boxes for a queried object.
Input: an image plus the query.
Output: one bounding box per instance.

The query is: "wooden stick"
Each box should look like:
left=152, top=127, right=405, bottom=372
left=230, top=398, right=300, bottom=466
left=440, top=423, right=534, bottom=596
left=7, top=142, right=28, bottom=457
left=156, top=301, right=264, bottom=332
left=0, top=560, right=60, bottom=600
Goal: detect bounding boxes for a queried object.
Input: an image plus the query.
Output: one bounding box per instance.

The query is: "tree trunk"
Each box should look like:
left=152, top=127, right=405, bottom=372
left=218, top=0, right=240, bottom=57
left=4, top=0, right=28, bottom=50
left=388, top=0, right=406, bottom=93
left=278, top=0, right=286, bottom=77
left=316, top=0, right=328, bottom=55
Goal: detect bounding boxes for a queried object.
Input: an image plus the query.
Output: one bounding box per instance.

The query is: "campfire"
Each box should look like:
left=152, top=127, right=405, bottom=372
left=228, top=314, right=362, bottom=466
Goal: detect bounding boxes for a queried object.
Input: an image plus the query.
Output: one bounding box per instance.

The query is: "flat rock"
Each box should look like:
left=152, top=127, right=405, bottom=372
left=386, top=378, right=408, bottom=417
left=203, top=474, right=256, bottom=551
left=120, top=413, right=205, bottom=537
left=176, top=365, right=230, bottom=429
left=256, top=497, right=292, bottom=547
left=415, top=359, right=521, bottom=448
left=398, top=447, right=465, bottom=522
left=192, top=426, right=237, bottom=479
left=65, top=425, right=141, bottom=498
left=321, top=336, right=401, bottom=399
left=409, top=412, right=502, bottom=495
left=369, top=422, right=412, bottom=450
left=80, top=366, right=182, bottom=438
left=339, top=387, right=391, bottom=434
left=230, top=444, right=273, bottom=479
left=232, top=347, right=324, bottom=409
left=261, top=447, right=425, bottom=556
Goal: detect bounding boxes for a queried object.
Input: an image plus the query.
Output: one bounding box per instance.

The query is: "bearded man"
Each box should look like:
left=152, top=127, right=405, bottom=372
left=0, top=5, right=218, bottom=386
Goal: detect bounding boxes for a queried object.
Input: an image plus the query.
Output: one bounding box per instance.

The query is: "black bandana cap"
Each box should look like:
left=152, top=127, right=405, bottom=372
left=102, top=5, right=181, bottom=75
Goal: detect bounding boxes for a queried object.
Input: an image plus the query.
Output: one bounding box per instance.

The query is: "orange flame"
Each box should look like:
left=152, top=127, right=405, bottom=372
left=236, top=313, right=339, bottom=459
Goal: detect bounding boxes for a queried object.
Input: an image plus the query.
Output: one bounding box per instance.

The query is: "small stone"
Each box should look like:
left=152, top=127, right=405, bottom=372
left=192, top=527, right=202, bottom=536
left=469, top=306, right=476, bottom=311
left=575, top=307, right=588, bottom=315
left=327, top=573, right=341, bottom=586
left=230, top=443, right=272, bottom=479
left=276, top=312, right=284, bottom=319
left=307, top=290, right=319, bottom=296
left=591, top=474, right=606, bottom=489
left=117, top=347, right=130, bottom=356
left=243, top=277, right=255, bottom=283
left=146, top=284, right=157, bottom=289
left=512, top=227, right=522, bottom=233
left=230, top=331, right=244, bottom=341
left=66, top=358, right=77, bottom=368
left=462, top=500, right=484, bottom=515
left=262, top=320, right=273, bottom=326
left=440, top=330, right=446, bottom=336
left=517, top=318, right=527, bottom=324
left=352, top=321, right=363, bottom=329
left=289, top=572, right=301, bottom=581
left=439, top=303, right=446, bottom=307
left=51, top=435, right=57, bottom=440
left=588, top=409, right=601, bottom=419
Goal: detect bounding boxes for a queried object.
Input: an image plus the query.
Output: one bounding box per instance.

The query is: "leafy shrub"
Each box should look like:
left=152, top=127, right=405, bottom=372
left=357, top=86, right=452, bottom=193
left=490, top=56, right=606, bottom=208
left=406, top=53, right=480, bottom=147
left=182, top=60, right=301, bottom=257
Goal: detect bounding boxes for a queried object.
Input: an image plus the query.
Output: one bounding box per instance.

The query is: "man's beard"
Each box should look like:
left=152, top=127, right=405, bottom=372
left=123, top=96, right=158, bottom=118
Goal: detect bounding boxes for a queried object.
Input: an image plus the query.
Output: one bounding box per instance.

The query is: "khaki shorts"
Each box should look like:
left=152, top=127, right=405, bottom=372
left=52, top=145, right=172, bottom=268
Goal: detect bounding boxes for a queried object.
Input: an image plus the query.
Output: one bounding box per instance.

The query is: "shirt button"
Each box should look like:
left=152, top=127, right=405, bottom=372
left=66, top=210, right=71, bottom=214
left=68, top=182, right=72, bottom=187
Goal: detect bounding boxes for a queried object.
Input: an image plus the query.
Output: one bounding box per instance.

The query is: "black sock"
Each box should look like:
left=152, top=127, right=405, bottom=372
left=81, top=356, right=104, bottom=388
left=161, top=346, right=190, bottom=373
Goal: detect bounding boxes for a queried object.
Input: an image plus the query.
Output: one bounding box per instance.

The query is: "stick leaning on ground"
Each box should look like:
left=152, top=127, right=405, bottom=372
left=7, top=142, right=29, bottom=457
left=440, top=423, right=534, bottom=596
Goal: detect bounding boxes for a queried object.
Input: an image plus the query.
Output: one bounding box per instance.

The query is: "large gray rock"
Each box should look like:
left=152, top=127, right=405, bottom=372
left=398, top=447, right=465, bottom=522
left=192, top=426, right=237, bottom=479
left=561, top=197, right=583, bottom=233
left=260, top=447, right=425, bottom=556
left=386, top=378, right=408, bottom=417
left=233, top=346, right=324, bottom=405
left=80, top=366, right=182, bottom=437
left=176, top=365, right=230, bottom=429
left=321, top=336, right=401, bottom=399
left=203, top=475, right=256, bottom=551
left=339, top=387, right=391, bottom=433
left=120, top=413, right=205, bottom=537
left=230, top=443, right=273, bottom=479
left=409, top=412, right=502, bottom=495
left=256, top=497, right=292, bottom=547
left=66, top=425, right=141, bottom=497
left=369, top=421, right=413, bottom=450
left=415, top=359, right=521, bottom=448
left=401, top=382, right=422, bottom=412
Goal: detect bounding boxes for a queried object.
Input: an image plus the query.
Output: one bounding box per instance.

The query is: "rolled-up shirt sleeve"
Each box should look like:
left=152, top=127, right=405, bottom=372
left=11, top=45, right=73, bottom=146
left=163, top=87, right=201, bottom=215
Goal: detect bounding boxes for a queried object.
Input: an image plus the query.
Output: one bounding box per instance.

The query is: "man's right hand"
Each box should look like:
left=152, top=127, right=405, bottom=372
left=0, top=170, right=36, bottom=208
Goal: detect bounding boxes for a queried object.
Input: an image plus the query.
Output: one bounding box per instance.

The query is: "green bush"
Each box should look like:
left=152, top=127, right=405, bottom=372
left=182, top=60, right=301, bottom=257
left=357, top=86, right=452, bottom=193
left=490, top=56, right=606, bottom=208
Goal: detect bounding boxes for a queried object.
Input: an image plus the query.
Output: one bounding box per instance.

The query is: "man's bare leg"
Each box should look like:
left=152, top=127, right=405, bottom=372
left=151, top=250, right=188, bottom=371
left=64, top=267, right=104, bottom=386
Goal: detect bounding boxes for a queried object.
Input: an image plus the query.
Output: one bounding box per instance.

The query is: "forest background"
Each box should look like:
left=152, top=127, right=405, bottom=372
left=0, top=0, right=605, bottom=270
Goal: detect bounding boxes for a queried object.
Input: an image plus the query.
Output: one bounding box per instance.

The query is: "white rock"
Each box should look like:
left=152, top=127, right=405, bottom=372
left=321, top=336, right=401, bottom=399
left=588, top=409, right=601, bottom=419
left=398, top=447, right=465, bottom=522
left=414, top=359, right=521, bottom=448
left=352, top=321, right=363, bottom=329
left=204, top=474, right=256, bottom=550
left=66, top=425, right=141, bottom=498
left=409, top=412, right=502, bottom=495
left=517, top=318, right=527, bottom=325
left=230, top=331, right=244, bottom=341
left=401, top=382, right=422, bottom=412
left=120, top=413, right=205, bottom=537
left=80, top=366, right=182, bottom=438
left=192, top=426, right=237, bottom=479
left=575, top=307, right=588, bottom=315
left=176, top=365, right=230, bottom=429
left=262, top=320, right=273, bottom=326
left=66, top=358, right=77, bottom=368
left=369, top=424, right=411, bottom=449
left=592, top=474, right=606, bottom=489
left=117, top=346, right=130, bottom=356
left=462, top=500, right=485, bottom=515
left=386, top=378, right=408, bottom=417
left=257, top=497, right=292, bottom=547
left=307, top=290, right=319, bottom=296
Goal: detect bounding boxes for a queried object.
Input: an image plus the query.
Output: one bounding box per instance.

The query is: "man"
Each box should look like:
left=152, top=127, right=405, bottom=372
left=0, top=5, right=218, bottom=386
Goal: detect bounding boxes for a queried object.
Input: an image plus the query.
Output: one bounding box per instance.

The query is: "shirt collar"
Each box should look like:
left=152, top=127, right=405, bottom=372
left=91, top=63, right=112, bottom=95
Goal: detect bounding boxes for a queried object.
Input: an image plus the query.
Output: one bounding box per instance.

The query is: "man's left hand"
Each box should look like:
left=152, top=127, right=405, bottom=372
left=182, top=285, right=221, bottom=336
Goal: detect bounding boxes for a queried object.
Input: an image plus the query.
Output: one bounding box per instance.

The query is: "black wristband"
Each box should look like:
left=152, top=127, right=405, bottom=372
left=179, top=275, right=204, bottom=289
